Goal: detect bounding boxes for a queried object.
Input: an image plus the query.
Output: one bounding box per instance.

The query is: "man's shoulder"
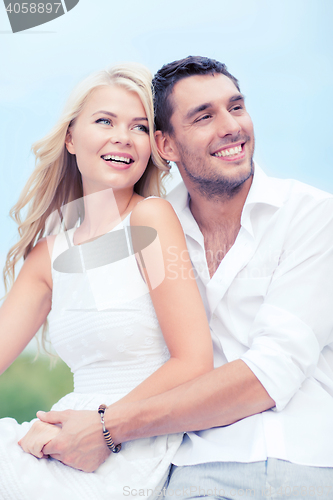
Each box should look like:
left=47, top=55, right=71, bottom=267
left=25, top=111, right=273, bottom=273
left=261, top=168, right=333, bottom=209
left=255, top=162, right=329, bottom=198
left=263, top=173, right=333, bottom=232
left=279, top=177, right=331, bottom=201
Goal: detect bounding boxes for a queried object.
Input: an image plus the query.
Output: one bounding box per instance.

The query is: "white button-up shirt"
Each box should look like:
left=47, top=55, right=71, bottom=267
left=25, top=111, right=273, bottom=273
left=167, top=164, right=333, bottom=467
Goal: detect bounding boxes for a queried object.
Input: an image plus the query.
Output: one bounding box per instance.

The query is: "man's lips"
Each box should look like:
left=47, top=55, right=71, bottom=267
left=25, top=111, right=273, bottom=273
left=212, top=141, right=246, bottom=161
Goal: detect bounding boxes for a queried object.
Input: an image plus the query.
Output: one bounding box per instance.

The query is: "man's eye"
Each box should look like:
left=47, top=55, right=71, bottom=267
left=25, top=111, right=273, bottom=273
left=196, top=114, right=211, bottom=122
left=231, top=105, right=243, bottom=112
left=96, top=118, right=111, bottom=125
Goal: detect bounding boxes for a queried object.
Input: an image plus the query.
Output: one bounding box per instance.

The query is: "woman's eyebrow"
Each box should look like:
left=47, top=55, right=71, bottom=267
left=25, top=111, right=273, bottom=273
left=92, top=110, right=117, bottom=117
left=91, top=111, right=148, bottom=121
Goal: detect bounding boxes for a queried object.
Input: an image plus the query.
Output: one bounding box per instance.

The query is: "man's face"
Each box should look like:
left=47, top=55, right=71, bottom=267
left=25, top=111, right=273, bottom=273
left=166, top=73, right=255, bottom=198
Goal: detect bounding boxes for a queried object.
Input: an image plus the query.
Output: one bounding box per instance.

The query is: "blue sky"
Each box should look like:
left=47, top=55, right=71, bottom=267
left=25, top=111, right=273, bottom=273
left=0, top=0, right=332, bottom=298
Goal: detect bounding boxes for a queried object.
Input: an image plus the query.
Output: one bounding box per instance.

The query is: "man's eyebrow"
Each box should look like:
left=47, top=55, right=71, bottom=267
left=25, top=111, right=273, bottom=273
left=185, top=93, right=245, bottom=121
left=92, top=111, right=148, bottom=121
left=185, top=103, right=212, bottom=121
left=229, top=93, right=245, bottom=103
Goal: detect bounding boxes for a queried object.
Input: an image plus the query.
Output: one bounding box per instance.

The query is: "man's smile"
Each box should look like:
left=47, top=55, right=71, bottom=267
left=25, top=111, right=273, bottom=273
left=212, top=142, right=246, bottom=161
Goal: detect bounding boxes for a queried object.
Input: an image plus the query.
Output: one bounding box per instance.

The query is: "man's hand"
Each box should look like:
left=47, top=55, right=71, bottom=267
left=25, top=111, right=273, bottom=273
left=38, top=409, right=110, bottom=472
left=18, top=419, right=61, bottom=458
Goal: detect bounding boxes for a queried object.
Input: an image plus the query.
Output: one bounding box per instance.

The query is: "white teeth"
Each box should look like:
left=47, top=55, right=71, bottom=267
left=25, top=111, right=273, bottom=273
left=102, top=155, right=131, bottom=163
left=215, top=145, right=242, bottom=157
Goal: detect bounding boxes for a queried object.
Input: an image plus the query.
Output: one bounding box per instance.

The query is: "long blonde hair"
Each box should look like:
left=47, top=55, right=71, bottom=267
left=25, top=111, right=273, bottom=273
left=3, top=63, right=169, bottom=292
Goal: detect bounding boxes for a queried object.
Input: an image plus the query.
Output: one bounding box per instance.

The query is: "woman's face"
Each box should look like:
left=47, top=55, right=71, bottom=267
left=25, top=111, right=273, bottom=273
left=66, top=85, right=151, bottom=195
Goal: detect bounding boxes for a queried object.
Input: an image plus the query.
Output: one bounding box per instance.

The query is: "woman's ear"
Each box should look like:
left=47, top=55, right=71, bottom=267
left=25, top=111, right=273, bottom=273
left=65, top=129, right=75, bottom=155
left=154, top=131, right=180, bottom=163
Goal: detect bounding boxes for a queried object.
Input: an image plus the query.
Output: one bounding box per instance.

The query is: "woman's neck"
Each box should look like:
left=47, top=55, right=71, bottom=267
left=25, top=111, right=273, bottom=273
left=74, top=187, right=142, bottom=245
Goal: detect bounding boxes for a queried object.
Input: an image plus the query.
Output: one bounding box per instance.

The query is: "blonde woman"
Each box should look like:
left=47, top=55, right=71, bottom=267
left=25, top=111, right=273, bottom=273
left=0, top=64, right=213, bottom=499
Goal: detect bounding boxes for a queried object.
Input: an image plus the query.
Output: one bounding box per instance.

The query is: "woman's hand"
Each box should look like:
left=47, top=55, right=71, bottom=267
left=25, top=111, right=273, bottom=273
left=38, top=409, right=110, bottom=472
left=18, top=419, right=61, bottom=459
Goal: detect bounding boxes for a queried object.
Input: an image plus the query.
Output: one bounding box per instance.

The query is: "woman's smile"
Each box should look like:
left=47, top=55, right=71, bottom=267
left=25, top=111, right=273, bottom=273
left=101, top=152, right=134, bottom=169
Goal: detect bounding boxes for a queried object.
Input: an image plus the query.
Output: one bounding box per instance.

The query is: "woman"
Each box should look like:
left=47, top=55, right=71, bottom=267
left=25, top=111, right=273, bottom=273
left=0, top=64, right=213, bottom=499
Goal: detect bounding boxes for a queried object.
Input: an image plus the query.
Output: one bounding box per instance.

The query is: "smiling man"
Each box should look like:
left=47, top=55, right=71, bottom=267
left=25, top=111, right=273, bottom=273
left=39, top=56, right=333, bottom=498
left=155, top=70, right=254, bottom=201
left=150, top=56, right=333, bottom=497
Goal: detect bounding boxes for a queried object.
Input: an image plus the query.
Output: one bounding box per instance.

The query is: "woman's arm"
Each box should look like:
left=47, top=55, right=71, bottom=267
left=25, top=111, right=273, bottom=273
left=117, top=197, right=214, bottom=403
left=0, top=239, right=52, bottom=375
left=0, top=239, right=58, bottom=458
left=39, top=198, right=214, bottom=471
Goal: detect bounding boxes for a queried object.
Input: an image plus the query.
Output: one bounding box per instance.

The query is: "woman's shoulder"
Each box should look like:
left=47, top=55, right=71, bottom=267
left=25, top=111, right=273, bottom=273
left=28, top=237, right=53, bottom=260
left=21, top=237, right=53, bottom=289
left=131, top=197, right=175, bottom=226
left=130, top=197, right=185, bottom=244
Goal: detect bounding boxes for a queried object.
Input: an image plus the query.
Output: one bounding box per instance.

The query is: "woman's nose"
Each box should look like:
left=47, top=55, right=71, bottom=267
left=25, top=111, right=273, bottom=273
left=109, top=126, right=131, bottom=145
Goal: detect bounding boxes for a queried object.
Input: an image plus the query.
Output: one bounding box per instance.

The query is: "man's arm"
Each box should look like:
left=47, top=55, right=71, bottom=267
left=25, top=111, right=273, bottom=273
left=40, top=359, right=274, bottom=471
left=107, top=358, right=275, bottom=442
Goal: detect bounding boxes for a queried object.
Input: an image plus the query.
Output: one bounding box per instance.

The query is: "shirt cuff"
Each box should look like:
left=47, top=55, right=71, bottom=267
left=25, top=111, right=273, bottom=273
left=240, top=304, right=320, bottom=411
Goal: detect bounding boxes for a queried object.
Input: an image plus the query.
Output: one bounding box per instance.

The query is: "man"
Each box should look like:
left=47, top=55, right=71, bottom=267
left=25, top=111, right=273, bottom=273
left=40, top=56, right=333, bottom=497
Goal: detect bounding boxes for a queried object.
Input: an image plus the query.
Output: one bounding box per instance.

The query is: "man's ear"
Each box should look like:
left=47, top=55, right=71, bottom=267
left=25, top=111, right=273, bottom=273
left=154, top=130, right=180, bottom=163
left=65, top=129, right=75, bottom=155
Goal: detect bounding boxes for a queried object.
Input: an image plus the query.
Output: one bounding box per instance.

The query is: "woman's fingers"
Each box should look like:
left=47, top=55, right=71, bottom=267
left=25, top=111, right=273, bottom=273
left=18, top=420, right=60, bottom=459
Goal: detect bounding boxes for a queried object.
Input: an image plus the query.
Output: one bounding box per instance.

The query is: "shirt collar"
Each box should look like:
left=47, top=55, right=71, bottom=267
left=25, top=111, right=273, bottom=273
left=166, top=163, right=286, bottom=239
left=166, top=179, right=189, bottom=213
left=244, top=163, right=285, bottom=209
left=240, top=163, right=286, bottom=237
left=166, top=180, right=199, bottom=238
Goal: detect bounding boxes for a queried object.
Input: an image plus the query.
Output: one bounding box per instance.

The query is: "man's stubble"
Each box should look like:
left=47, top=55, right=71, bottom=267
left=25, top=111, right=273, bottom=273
left=175, top=135, right=255, bottom=200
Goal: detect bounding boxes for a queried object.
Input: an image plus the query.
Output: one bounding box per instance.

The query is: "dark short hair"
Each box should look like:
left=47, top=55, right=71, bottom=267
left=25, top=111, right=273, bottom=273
left=152, top=56, right=240, bottom=135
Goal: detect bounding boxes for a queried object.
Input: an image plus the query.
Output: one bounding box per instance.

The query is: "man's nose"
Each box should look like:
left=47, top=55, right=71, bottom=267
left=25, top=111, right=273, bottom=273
left=216, top=111, right=241, bottom=138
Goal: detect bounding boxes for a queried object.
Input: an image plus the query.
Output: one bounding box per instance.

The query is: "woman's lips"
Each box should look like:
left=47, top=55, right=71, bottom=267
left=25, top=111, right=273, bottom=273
left=101, top=153, right=134, bottom=169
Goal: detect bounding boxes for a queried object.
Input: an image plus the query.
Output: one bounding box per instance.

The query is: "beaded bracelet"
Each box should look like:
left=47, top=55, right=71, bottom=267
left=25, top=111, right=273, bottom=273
left=97, top=404, right=122, bottom=453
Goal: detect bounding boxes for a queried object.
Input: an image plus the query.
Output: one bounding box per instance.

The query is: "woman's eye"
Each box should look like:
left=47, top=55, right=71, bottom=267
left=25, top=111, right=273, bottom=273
left=134, top=124, right=149, bottom=133
left=96, top=118, right=111, bottom=125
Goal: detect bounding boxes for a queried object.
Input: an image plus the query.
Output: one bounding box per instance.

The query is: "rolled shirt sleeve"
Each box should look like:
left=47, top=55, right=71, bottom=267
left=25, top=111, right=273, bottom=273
left=241, top=197, right=333, bottom=411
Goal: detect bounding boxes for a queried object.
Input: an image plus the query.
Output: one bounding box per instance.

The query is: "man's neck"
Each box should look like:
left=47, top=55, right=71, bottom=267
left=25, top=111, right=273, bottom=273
left=189, top=176, right=253, bottom=233
left=188, top=176, right=253, bottom=277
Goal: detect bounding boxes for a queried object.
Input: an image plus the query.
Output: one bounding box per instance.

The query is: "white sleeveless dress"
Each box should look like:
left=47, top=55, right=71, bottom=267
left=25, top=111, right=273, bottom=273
left=0, top=213, right=183, bottom=500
